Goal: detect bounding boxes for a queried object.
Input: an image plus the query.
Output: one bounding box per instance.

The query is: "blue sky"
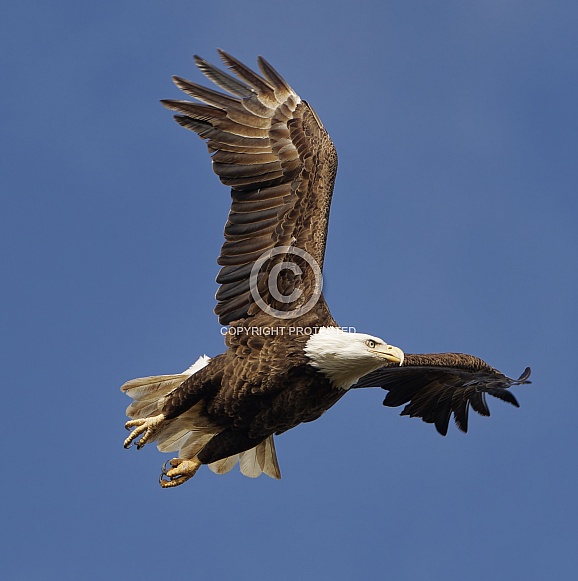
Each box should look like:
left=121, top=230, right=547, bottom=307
left=2, top=1, right=577, bottom=579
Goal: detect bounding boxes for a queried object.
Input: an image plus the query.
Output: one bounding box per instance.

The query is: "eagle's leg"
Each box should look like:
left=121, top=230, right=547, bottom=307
left=159, top=457, right=201, bottom=488
left=123, top=414, right=165, bottom=449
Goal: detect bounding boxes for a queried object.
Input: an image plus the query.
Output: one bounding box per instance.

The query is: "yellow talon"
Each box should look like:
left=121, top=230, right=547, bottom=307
left=123, top=414, right=165, bottom=449
left=159, top=457, right=201, bottom=488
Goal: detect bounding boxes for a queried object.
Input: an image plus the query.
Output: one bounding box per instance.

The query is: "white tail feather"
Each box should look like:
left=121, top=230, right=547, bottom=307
left=121, top=355, right=212, bottom=420
left=240, top=447, right=262, bottom=478
left=208, top=455, right=239, bottom=475
left=156, top=421, right=201, bottom=452
left=156, top=405, right=215, bottom=452
left=126, top=399, right=166, bottom=420
left=262, top=436, right=282, bottom=479
left=123, top=375, right=186, bottom=419
left=206, top=436, right=281, bottom=479
left=121, top=374, right=185, bottom=401
left=179, top=432, right=214, bottom=460
left=181, top=355, right=211, bottom=375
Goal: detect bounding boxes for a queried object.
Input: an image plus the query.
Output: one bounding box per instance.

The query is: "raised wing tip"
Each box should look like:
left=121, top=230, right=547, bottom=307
left=193, top=54, right=209, bottom=69
left=257, top=55, right=273, bottom=69
left=217, top=48, right=233, bottom=64
left=159, top=98, right=181, bottom=112
left=516, top=367, right=532, bottom=384
left=435, top=423, right=449, bottom=437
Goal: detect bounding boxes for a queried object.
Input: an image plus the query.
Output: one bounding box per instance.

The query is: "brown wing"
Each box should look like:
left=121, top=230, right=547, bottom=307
left=162, top=51, right=338, bottom=325
left=353, top=353, right=531, bottom=436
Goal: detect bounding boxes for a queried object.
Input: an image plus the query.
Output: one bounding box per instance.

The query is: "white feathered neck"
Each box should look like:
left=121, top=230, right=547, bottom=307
left=304, top=327, right=394, bottom=390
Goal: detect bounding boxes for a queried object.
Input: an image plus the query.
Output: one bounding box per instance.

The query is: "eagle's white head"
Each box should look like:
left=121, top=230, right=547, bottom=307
left=304, top=327, right=404, bottom=390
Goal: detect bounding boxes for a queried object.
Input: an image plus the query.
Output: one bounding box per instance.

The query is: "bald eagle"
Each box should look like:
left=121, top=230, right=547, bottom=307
left=122, top=51, right=530, bottom=487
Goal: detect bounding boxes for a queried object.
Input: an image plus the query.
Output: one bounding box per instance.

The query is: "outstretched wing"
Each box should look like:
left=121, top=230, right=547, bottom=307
left=162, top=51, right=338, bottom=325
left=354, top=353, right=531, bottom=436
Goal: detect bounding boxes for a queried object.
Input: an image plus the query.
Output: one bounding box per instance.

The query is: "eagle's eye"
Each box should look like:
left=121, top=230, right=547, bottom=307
left=366, top=339, right=377, bottom=349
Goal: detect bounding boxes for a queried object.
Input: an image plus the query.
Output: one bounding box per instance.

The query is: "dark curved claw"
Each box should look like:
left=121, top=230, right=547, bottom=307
left=159, top=459, right=173, bottom=483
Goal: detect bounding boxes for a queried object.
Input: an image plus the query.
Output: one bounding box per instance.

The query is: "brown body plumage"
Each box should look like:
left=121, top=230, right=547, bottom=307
left=122, top=51, right=530, bottom=487
left=162, top=318, right=344, bottom=466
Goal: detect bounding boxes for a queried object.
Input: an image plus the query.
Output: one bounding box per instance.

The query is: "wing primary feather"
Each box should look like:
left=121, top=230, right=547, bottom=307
left=218, top=49, right=275, bottom=97
left=452, top=396, right=470, bottom=433
left=486, top=388, right=520, bottom=407
left=257, top=56, right=294, bottom=98
left=193, top=54, right=253, bottom=97
left=172, top=76, right=241, bottom=109
left=468, top=391, right=491, bottom=417
left=357, top=359, right=530, bottom=435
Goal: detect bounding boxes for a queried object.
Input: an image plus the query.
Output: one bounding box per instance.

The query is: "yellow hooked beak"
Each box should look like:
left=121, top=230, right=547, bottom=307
left=371, top=344, right=404, bottom=366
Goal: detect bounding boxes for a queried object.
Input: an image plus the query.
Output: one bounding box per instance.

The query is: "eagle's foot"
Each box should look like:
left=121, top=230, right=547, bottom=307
left=159, top=457, right=201, bottom=488
left=124, top=414, right=165, bottom=449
